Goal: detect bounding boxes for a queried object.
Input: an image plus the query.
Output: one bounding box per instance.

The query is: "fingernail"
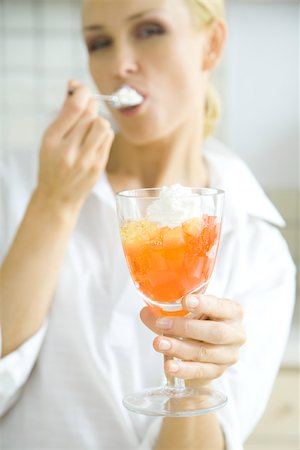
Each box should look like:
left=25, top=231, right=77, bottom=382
left=156, top=318, right=173, bottom=330
left=168, top=362, right=179, bottom=373
left=186, top=295, right=199, bottom=309
left=158, top=339, right=171, bottom=351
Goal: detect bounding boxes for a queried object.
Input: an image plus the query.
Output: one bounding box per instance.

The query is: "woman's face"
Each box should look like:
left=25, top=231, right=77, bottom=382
left=82, top=0, right=207, bottom=145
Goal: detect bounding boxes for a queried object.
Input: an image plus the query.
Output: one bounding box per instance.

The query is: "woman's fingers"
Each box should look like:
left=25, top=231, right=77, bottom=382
left=182, top=294, right=244, bottom=321
left=164, top=359, right=225, bottom=381
left=140, top=307, right=162, bottom=334
left=157, top=316, right=245, bottom=345
left=75, top=119, right=114, bottom=173
left=47, top=81, right=93, bottom=139
left=82, top=118, right=114, bottom=156
left=65, top=98, right=99, bottom=147
left=141, top=307, right=245, bottom=345
left=153, top=336, right=240, bottom=365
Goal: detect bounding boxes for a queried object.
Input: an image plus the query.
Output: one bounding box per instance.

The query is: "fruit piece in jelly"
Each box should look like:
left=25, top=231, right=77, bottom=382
left=163, top=226, right=185, bottom=248
left=147, top=269, right=177, bottom=288
left=184, top=254, right=205, bottom=279
left=166, top=247, right=186, bottom=270
left=149, top=250, right=168, bottom=271
left=182, top=217, right=203, bottom=237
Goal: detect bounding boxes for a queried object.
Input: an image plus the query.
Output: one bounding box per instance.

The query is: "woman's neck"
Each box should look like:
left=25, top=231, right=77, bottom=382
left=106, top=119, right=209, bottom=191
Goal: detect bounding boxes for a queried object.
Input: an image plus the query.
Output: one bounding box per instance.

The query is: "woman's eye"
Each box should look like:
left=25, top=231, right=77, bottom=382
left=136, top=24, right=165, bottom=39
left=87, top=38, right=112, bottom=52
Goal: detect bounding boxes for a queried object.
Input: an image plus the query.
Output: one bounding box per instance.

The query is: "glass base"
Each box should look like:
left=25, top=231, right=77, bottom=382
left=123, top=386, right=227, bottom=417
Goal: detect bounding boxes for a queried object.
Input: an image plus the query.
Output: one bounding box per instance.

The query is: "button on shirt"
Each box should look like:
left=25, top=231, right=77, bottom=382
left=0, top=138, right=296, bottom=450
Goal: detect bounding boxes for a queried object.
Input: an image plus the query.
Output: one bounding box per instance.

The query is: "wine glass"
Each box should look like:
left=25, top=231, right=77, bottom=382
left=116, top=186, right=226, bottom=416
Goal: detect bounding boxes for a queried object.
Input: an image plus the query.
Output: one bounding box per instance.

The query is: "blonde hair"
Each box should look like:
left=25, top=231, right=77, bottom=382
left=185, top=0, right=225, bottom=138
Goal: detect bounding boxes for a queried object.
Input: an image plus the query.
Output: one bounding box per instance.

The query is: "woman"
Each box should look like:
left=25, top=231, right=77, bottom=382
left=0, top=0, right=295, bottom=449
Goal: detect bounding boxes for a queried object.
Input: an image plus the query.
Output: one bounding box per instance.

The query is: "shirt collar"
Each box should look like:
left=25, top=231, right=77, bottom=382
left=203, top=137, right=285, bottom=233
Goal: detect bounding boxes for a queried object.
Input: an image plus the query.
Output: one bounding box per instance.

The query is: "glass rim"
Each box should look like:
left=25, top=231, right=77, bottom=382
left=115, top=187, right=225, bottom=199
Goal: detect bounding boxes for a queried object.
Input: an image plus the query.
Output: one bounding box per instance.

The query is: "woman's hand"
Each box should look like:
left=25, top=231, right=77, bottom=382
left=36, top=80, right=114, bottom=213
left=140, top=294, right=246, bottom=384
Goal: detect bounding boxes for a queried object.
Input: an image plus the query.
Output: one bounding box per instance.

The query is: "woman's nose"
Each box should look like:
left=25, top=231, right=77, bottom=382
left=111, top=44, right=139, bottom=79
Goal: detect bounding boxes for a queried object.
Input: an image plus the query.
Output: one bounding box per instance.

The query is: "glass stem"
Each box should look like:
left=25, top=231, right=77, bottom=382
left=164, top=355, right=186, bottom=393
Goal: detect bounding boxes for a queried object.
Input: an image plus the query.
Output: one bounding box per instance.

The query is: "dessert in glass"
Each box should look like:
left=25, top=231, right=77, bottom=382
left=116, top=185, right=226, bottom=416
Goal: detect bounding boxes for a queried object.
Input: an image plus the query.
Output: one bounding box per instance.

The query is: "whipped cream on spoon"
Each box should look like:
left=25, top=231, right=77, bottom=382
left=92, top=85, right=144, bottom=109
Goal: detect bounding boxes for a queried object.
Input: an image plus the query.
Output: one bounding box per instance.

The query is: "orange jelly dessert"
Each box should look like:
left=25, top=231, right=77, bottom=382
left=120, top=216, right=221, bottom=305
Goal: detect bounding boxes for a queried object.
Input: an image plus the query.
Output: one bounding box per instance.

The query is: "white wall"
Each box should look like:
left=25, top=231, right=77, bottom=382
left=221, top=0, right=299, bottom=189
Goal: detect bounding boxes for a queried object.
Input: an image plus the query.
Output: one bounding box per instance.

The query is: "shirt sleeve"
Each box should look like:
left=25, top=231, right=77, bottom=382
left=0, top=321, right=48, bottom=417
left=0, top=151, right=48, bottom=417
left=214, top=220, right=296, bottom=450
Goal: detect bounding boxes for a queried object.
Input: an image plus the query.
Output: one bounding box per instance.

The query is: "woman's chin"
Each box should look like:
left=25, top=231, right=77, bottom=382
left=117, top=116, right=180, bottom=147
left=118, top=124, right=167, bottom=147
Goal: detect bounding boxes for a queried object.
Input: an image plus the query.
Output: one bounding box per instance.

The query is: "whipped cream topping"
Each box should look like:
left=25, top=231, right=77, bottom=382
left=146, top=184, right=201, bottom=228
left=113, top=85, right=144, bottom=108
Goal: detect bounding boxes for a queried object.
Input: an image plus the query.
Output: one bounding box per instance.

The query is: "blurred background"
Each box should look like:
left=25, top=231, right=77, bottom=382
left=0, top=0, right=299, bottom=448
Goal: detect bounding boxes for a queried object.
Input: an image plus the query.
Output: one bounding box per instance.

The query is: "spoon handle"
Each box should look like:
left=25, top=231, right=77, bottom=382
left=92, top=93, right=118, bottom=103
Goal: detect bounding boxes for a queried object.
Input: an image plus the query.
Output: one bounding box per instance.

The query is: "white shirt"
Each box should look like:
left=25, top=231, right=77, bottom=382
left=0, top=138, right=296, bottom=450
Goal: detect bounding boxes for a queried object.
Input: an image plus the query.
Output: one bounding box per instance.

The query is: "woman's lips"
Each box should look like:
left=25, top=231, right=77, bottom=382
left=126, top=84, right=147, bottom=99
